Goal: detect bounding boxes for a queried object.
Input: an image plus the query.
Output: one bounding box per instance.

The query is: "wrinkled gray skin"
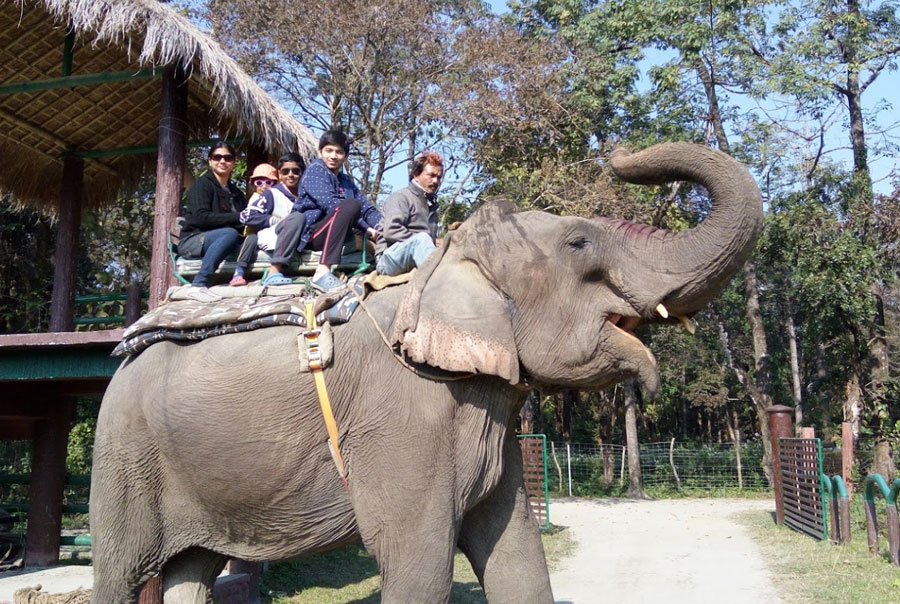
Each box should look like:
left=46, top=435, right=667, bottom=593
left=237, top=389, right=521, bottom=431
left=90, top=143, right=762, bottom=603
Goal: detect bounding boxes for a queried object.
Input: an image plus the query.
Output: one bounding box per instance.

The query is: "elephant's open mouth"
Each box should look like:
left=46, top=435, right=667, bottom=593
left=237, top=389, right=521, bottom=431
left=604, top=314, right=659, bottom=396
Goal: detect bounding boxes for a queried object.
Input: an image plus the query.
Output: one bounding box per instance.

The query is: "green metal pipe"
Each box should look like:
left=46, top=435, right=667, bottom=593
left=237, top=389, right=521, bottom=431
left=0, top=474, right=90, bottom=486
left=60, top=535, right=92, bottom=546
left=70, top=136, right=250, bottom=159
left=73, top=316, right=125, bottom=325
left=0, top=69, right=159, bottom=96
left=75, top=293, right=130, bottom=303
left=831, top=475, right=849, bottom=499
left=865, top=474, right=892, bottom=504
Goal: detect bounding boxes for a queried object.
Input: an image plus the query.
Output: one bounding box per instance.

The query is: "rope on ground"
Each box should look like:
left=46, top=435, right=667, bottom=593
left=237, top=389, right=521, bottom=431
left=14, top=585, right=92, bottom=604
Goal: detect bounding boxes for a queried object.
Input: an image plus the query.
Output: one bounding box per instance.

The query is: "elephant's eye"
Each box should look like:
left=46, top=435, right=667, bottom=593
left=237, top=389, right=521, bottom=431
left=568, top=237, right=592, bottom=249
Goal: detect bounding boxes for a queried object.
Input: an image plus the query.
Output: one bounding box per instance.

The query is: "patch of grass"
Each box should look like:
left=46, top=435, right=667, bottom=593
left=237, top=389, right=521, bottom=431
left=738, top=504, right=900, bottom=604
left=260, top=529, right=575, bottom=603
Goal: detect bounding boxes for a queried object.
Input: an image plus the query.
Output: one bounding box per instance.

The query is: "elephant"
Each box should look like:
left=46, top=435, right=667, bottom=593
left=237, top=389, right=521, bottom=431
left=89, top=142, right=762, bottom=603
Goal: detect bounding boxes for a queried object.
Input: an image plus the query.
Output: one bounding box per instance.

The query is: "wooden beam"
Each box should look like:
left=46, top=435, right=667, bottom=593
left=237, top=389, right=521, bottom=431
left=0, top=69, right=159, bottom=96
left=62, top=28, right=75, bottom=77
left=149, top=65, right=188, bottom=309
left=49, top=156, right=84, bottom=332
left=70, top=137, right=249, bottom=160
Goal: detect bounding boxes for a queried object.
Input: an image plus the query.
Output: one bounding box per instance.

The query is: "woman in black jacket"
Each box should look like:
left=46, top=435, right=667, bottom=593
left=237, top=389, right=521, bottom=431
left=177, top=142, right=247, bottom=288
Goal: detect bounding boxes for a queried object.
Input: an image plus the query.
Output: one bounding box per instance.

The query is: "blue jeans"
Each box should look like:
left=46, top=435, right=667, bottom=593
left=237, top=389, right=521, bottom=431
left=376, top=232, right=436, bottom=276
left=191, top=227, right=241, bottom=286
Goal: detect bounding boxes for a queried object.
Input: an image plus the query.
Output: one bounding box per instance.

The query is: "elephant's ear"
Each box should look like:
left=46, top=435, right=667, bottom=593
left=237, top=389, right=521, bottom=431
left=391, top=203, right=520, bottom=384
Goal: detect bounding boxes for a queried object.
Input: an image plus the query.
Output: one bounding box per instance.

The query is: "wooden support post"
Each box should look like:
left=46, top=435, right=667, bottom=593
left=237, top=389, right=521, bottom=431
left=138, top=576, right=162, bottom=604
left=866, top=498, right=879, bottom=554
left=767, top=405, right=794, bottom=525
left=840, top=497, right=852, bottom=544
left=227, top=559, right=262, bottom=604
left=888, top=505, right=900, bottom=566
left=800, top=426, right=815, bottom=439
left=125, top=282, right=143, bottom=326
left=49, top=156, right=84, bottom=332
left=148, top=65, right=187, bottom=309
left=842, top=422, right=854, bottom=498
left=24, top=398, right=73, bottom=567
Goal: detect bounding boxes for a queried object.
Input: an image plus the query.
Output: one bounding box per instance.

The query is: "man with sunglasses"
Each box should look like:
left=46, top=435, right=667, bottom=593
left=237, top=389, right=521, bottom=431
left=238, top=152, right=317, bottom=286
left=178, top=141, right=247, bottom=289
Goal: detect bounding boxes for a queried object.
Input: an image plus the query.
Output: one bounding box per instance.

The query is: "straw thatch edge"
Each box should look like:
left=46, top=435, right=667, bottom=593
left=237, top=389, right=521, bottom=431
left=12, top=0, right=318, bottom=160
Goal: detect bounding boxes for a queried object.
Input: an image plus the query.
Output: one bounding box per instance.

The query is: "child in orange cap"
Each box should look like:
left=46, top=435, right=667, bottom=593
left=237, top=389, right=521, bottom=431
left=230, top=163, right=279, bottom=286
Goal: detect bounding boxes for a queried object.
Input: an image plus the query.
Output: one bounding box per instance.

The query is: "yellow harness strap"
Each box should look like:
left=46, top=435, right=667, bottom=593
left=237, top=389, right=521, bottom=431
left=304, top=301, right=348, bottom=488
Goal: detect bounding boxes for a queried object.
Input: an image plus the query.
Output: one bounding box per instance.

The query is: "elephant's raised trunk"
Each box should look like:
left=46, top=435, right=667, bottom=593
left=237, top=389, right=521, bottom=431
left=604, top=142, right=763, bottom=317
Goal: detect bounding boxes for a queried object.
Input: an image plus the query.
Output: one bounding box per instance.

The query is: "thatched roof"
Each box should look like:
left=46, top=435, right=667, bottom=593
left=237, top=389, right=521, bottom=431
left=0, top=0, right=318, bottom=210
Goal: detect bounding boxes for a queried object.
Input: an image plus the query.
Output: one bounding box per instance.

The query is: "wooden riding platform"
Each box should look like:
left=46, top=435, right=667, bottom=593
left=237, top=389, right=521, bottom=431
left=0, top=330, right=122, bottom=566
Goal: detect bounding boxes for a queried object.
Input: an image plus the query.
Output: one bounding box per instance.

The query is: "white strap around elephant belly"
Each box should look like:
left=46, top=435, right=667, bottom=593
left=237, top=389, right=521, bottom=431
left=304, top=300, right=349, bottom=492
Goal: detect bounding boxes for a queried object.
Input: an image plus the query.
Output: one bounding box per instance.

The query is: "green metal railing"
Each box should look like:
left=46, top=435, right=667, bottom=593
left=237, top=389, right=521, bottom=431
left=74, top=291, right=147, bottom=326
left=864, top=474, right=900, bottom=565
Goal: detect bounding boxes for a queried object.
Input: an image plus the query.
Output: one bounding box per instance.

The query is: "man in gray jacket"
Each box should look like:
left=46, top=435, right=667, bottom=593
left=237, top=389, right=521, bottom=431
left=375, top=151, right=444, bottom=276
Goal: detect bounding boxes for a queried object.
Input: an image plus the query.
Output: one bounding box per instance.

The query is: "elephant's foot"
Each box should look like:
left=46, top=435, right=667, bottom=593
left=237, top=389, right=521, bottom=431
left=162, top=547, right=228, bottom=604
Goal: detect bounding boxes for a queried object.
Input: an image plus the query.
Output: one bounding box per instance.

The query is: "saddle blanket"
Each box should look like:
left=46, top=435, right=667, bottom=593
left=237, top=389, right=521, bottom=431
left=112, top=276, right=366, bottom=358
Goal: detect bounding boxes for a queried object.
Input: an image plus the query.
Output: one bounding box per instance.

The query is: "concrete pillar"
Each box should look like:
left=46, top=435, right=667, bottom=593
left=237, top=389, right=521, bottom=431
left=24, top=399, right=73, bottom=566
left=148, top=65, right=187, bottom=309
left=227, top=559, right=262, bottom=604
left=767, top=405, right=794, bottom=525
left=49, top=156, right=84, bottom=332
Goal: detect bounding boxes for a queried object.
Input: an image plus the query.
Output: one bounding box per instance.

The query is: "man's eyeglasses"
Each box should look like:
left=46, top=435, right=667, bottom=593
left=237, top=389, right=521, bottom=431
left=252, top=178, right=277, bottom=187
left=280, top=167, right=302, bottom=176
left=210, top=153, right=235, bottom=162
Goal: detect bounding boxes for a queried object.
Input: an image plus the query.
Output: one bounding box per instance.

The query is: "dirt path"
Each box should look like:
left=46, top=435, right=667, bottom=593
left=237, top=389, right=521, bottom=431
left=0, top=498, right=779, bottom=603
left=548, top=497, right=781, bottom=604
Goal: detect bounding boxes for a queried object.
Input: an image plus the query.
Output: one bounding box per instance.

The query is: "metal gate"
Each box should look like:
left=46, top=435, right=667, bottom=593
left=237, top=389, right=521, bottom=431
left=779, top=437, right=828, bottom=540
left=519, top=434, right=550, bottom=530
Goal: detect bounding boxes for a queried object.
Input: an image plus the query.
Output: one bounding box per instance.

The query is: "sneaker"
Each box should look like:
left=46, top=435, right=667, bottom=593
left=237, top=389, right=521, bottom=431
left=184, top=286, right=222, bottom=303
left=311, top=271, right=346, bottom=293
left=229, top=274, right=247, bottom=287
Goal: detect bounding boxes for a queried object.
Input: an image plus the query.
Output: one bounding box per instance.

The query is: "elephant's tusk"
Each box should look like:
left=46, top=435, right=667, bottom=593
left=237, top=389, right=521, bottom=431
left=656, top=303, right=669, bottom=319
left=678, top=315, right=696, bottom=335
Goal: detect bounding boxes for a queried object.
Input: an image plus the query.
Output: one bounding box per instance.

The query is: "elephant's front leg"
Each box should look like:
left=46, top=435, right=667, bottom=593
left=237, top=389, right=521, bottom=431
left=350, top=447, right=460, bottom=602
left=457, top=438, right=553, bottom=604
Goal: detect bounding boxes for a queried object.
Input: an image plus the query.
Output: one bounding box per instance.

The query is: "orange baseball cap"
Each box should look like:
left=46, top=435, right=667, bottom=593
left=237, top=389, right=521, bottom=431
left=249, top=163, right=278, bottom=180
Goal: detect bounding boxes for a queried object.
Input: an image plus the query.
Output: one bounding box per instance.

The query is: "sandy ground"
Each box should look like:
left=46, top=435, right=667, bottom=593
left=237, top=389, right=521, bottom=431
left=0, top=497, right=780, bottom=603
left=548, top=497, right=782, bottom=604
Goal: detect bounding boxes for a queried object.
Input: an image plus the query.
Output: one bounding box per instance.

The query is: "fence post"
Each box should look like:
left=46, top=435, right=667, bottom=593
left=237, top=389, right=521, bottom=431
left=566, top=443, right=572, bottom=497
left=767, top=405, right=794, bottom=525
left=842, top=422, right=854, bottom=498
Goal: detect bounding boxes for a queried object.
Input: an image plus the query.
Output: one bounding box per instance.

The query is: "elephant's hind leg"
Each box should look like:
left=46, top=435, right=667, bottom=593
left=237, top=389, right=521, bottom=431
left=162, top=548, right=228, bottom=604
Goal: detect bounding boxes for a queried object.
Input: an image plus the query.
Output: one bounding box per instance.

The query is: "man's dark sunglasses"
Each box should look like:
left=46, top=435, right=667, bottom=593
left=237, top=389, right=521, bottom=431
left=210, top=153, right=235, bottom=162
left=280, top=167, right=302, bottom=175
left=252, top=178, right=277, bottom=187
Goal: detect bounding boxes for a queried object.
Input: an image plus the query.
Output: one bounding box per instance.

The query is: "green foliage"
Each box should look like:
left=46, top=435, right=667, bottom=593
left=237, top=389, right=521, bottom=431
left=0, top=204, right=55, bottom=333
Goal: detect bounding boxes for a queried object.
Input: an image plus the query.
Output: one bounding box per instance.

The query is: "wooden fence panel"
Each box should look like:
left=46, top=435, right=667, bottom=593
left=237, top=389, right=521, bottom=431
left=779, top=437, right=827, bottom=540
left=520, top=436, right=549, bottom=528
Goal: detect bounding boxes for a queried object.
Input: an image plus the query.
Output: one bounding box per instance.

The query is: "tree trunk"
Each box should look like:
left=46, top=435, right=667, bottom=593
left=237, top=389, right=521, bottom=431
left=844, top=370, right=863, bottom=442
left=558, top=391, right=576, bottom=443
left=717, top=311, right=774, bottom=485
left=520, top=390, right=539, bottom=434
left=786, top=312, right=803, bottom=429
left=624, top=381, right=646, bottom=499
